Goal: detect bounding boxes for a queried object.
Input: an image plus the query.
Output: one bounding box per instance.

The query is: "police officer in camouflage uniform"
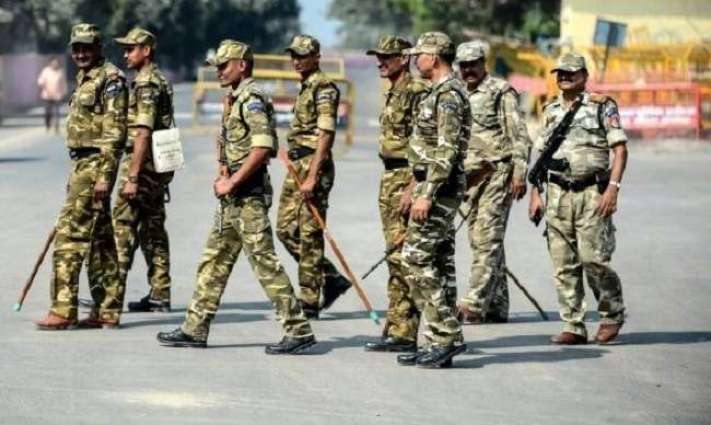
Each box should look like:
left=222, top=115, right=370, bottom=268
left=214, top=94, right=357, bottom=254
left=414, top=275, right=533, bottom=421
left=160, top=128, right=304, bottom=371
left=35, top=23, right=128, bottom=330
left=157, top=40, right=315, bottom=354
left=395, top=32, right=471, bottom=368
left=276, top=34, right=351, bottom=318
left=529, top=52, right=628, bottom=345
left=454, top=41, right=532, bottom=324
left=361, top=36, right=428, bottom=353
left=112, top=28, right=174, bottom=313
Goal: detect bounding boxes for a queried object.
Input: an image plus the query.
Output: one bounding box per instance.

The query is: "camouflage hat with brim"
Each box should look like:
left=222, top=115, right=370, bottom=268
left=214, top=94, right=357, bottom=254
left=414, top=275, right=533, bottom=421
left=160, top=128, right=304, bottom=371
left=551, top=52, right=587, bottom=73
left=205, top=39, right=253, bottom=66
left=366, top=36, right=412, bottom=56
left=285, top=34, right=320, bottom=56
left=455, top=41, right=486, bottom=62
left=403, top=32, right=454, bottom=56
left=114, top=27, right=156, bottom=47
left=68, top=23, right=101, bottom=46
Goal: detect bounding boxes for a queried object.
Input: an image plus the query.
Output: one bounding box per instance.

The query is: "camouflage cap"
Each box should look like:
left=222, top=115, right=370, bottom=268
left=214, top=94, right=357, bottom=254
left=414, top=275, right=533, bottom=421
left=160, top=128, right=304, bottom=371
left=205, top=39, right=253, bottom=66
left=403, top=32, right=454, bottom=56
left=68, top=23, right=101, bottom=46
left=285, top=34, right=320, bottom=56
left=114, top=27, right=156, bottom=47
left=455, top=41, right=486, bottom=62
left=365, top=36, right=412, bottom=56
left=551, top=52, right=587, bottom=73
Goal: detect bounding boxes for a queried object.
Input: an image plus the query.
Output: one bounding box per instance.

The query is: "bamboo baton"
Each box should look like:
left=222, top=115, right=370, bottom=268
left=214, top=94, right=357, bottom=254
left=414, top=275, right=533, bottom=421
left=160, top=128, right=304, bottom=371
left=279, top=153, right=380, bottom=325
left=14, top=226, right=57, bottom=311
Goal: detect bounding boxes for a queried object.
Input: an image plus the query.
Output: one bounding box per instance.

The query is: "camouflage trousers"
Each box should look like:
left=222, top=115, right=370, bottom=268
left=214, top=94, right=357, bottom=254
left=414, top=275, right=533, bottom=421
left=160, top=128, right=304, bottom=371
left=545, top=183, right=625, bottom=337
left=276, top=156, right=343, bottom=307
left=182, top=196, right=312, bottom=340
left=402, top=195, right=463, bottom=348
left=378, top=168, right=417, bottom=341
left=459, top=162, right=513, bottom=320
left=113, top=156, right=172, bottom=302
left=50, top=155, right=122, bottom=321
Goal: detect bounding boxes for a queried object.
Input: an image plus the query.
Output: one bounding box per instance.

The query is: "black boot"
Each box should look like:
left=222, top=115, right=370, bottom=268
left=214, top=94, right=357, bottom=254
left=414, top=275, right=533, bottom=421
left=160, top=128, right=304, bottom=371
left=397, top=349, right=428, bottom=366
left=128, top=295, right=171, bottom=313
left=321, top=274, right=352, bottom=310
left=365, top=336, right=417, bottom=353
left=265, top=335, right=317, bottom=355
left=156, top=328, right=206, bottom=348
left=300, top=302, right=320, bottom=319
left=415, top=344, right=466, bottom=368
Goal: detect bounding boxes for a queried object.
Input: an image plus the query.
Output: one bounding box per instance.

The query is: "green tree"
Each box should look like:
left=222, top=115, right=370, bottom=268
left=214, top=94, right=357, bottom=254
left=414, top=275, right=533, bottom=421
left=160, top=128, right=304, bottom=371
left=328, top=0, right=413, bottom=48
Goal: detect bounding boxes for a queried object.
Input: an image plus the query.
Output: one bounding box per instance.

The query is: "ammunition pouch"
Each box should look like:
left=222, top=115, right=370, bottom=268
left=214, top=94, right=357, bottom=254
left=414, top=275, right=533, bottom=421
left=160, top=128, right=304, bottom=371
left=68, top=147, right=100, bottom=160
left=228, top=164, right=268, bottom=198
left=287, top=145, right=316, bottom=161
left=413, top=164, right=459, bottom=197
left=380, top=155, right=409, bottom=171
left=548, top=171, right=609, bottom=193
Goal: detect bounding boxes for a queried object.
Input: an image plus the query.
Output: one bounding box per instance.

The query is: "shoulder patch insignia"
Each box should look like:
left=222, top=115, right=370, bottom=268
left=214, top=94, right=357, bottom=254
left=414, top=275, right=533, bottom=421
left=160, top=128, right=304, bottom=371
left=105, top=80, right=124, bottom=97
left=245, top=99, right=265, bottom=112
left=316, top=89, right=336, bottom=103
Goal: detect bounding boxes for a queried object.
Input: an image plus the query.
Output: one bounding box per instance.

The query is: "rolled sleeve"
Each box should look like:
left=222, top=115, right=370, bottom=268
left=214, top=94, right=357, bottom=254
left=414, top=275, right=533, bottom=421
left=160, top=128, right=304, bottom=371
left=131, top=85, right=158, bottom=130
left=315, top=84, right=339, bottom=132
left=501, top=91, right=531, bottom=179
left=602, top=99, right=628, bottom=146
left=243, top=95, right=277, bottom=152
left=98, top=77, right=128, bottom=183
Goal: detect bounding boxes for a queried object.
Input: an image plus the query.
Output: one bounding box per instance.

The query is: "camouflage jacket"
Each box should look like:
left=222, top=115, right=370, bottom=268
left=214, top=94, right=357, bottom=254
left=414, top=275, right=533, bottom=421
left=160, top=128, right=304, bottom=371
left=535, top=91, right=627, bottom=179
left=223, top=77, right=278, bottom=168
left=409, top=73, right=471, bottom=200
left=379, top=74, right=429, bottom=159
left=127, top=62, right=174, bottom=156
left=287, top=69, right=340, bottom=150
left=67, top=59, right=128, bottom=184
left=466, top=74, right=531, bottom=179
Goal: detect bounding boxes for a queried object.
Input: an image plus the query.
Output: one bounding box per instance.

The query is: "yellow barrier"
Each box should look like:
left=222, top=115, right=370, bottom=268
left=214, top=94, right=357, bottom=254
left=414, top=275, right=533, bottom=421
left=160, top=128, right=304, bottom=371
left=193, top=54, right=355, bottom=149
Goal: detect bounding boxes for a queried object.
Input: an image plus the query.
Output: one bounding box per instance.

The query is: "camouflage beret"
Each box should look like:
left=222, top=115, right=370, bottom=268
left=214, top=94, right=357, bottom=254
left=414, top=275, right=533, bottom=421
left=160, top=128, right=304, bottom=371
left=68, top=23, right=101, bottom=46
left=455, top=41, right=486, bottom=62
left=285, top=34, right=320, bottom=56
left=366, top=36, right=412, bottom=56
left=114, top=27, right=156, bottom=48
left=205, top=39, right=253, bottom=66
left=551, top=52, right=587, bottom=73
left=403, top=32, right=454, bottom=56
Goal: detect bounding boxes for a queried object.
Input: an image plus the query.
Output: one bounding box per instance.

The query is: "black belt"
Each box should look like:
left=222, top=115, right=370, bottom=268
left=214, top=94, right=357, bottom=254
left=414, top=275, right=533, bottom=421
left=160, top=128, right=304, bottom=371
left=68, top=147, right=100, bottom=160
left=227, top=164, right=267, bottom=198
left=380, top=156, right=409, bottom=171
left=287, top=146, right=315, bottom=161
left=413, top=165, right=459, bottom=197
left=548, top=173, right=600, bottom=192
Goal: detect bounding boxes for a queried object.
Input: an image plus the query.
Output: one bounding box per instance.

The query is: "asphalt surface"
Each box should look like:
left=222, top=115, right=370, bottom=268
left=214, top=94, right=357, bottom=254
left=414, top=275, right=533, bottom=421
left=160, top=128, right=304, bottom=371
left=0, top=66, right=710, bottom=425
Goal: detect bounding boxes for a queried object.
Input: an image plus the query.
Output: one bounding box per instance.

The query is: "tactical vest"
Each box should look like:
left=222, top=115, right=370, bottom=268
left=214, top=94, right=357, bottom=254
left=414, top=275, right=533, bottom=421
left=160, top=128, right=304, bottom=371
left=66, top=61, right=126, bottom=150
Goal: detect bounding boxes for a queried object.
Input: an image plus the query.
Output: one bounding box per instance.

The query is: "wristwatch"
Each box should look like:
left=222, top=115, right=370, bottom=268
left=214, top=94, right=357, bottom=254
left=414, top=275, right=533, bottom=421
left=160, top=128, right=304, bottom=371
left=609, top=180, right=621, bottom=189
left=128, top=175, right=139, bottom=184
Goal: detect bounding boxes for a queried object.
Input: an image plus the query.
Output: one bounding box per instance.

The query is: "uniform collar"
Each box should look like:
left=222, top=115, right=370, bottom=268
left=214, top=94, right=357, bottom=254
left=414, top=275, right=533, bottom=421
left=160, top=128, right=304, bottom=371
left=555, top=90, right=588, bottom=108
left=388, top=73, right=412, bottom=93
left=302, top=69, right=323, bottom=86
left=432, top=72, right=454, bottom=90
left=135, top=62, right=156, bottom=81
left=470, top=73, right=491, bottom=93
left=76, top=58, right=105, bottom=83
left=232, top=77, right=255, bottom=97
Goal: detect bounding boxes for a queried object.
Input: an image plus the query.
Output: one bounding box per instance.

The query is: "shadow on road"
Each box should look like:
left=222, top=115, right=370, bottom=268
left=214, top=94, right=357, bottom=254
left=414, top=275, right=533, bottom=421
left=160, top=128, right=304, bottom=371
left=471, top=331, right=711, bottom=349
left=120, top=312, right=265, bottom=329
left=316, top=310, right=388, bottom=321
left=455, top=347, right=608, bottom=368
left=168, top=301, right=273, bottom=314
left=0, top=156, right=45, bottom=164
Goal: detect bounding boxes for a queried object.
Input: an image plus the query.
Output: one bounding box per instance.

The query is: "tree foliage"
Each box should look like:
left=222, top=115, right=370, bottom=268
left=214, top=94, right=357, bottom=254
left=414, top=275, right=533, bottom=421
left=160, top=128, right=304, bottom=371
left=328, top=0, right=560, bottom=48
left=0, top=0, right=301, bottom=75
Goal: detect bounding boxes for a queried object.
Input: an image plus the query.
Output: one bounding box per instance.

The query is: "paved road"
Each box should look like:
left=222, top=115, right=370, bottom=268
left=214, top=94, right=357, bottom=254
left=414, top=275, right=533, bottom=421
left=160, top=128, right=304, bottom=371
left=1, top=67, right=710, bottom=425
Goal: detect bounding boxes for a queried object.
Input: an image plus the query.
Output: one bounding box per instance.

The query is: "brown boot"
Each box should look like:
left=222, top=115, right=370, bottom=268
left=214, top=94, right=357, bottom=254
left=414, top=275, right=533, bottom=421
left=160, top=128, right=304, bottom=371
left=594, top=323, right=622, bottom=344
left=550, top=332, right=587, bottom=345
left=35, top=312, right=78, bottom=331
left=77, top=310, right=120, bottom=329
left=456, top=304, right=484, bottom=325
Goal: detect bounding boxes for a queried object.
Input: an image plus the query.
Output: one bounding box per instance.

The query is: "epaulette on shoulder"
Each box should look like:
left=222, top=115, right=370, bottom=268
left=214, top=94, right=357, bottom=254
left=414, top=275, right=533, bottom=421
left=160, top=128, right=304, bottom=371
left=588, top=93, right=610, bottom=104
left=542, top=97, right=559, bottom=111
left=409, top=78, right=430, bottom=94
left=103, top=62, right=125, bottom=80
